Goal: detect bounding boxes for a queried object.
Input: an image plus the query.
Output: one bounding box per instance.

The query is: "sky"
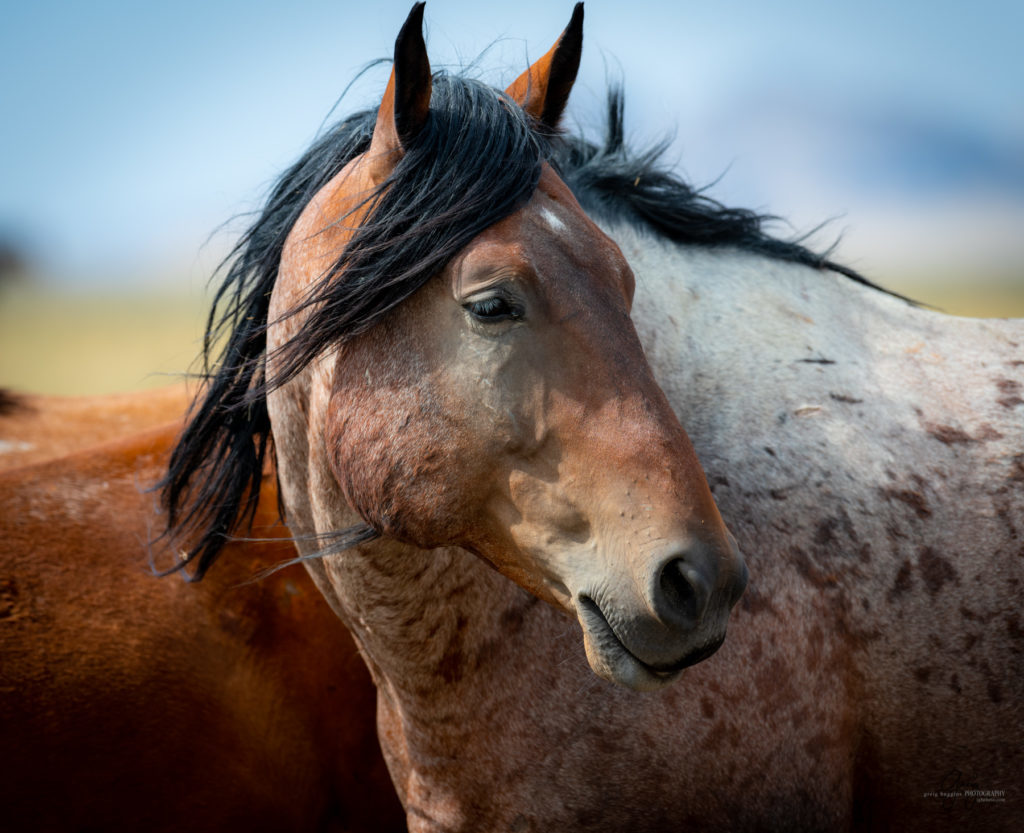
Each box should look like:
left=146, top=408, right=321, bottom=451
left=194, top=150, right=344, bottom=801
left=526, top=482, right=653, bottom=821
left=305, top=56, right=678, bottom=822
left=1, top=0, right=1022, bottom=287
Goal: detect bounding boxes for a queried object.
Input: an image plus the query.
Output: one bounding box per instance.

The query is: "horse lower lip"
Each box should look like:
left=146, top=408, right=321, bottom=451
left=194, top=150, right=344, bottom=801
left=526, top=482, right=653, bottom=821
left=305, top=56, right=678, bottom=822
left=576, top=595, right=695, bottom=675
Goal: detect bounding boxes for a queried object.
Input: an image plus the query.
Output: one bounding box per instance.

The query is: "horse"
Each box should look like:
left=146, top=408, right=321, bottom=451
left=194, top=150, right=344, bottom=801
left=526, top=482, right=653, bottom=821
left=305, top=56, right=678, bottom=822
left=0, top=413, right=405, bottom=831
left=161, top=4, right=1022, bottom=830
left=0, top=384, right=191, bottom=470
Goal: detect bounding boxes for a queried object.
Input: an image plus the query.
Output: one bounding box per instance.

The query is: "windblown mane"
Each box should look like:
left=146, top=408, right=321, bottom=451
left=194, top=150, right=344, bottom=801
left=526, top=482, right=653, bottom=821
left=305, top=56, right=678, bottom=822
left=160, top=74, right=543, bottom=577
left=552, top=88, right=889, bottom=291
left=160, top=77, right=892, bottom=578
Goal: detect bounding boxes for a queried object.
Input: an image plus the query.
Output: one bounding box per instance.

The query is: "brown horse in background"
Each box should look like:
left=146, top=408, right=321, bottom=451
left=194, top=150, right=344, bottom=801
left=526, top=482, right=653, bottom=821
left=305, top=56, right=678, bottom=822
left=0, top=384, right=189, bottom=469
left=0, top=397, right=403, bottom=832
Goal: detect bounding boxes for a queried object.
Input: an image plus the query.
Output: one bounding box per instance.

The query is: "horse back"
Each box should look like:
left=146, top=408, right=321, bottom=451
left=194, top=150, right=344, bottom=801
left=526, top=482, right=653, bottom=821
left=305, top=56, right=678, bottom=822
left=0, top=384, right=191, bottom=470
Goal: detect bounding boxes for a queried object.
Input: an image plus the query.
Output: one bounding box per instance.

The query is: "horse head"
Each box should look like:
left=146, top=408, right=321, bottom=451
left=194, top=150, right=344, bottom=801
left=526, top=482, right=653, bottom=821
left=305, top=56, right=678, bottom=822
left=265, top=4, right=746, bottom=691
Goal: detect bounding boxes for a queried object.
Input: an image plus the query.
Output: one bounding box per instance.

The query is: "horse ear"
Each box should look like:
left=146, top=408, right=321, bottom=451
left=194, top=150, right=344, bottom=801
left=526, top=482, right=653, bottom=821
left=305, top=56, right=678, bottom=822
left=505, top=3, right=584, bottom=130
left=367, top=3, right=432, bottom=183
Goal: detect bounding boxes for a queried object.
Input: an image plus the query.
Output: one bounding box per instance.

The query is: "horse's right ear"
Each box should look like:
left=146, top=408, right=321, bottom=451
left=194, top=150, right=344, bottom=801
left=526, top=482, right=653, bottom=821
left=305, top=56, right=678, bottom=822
left=506, top=3, right=584, bottom=131
left=367, top=3, right=432, bottom=184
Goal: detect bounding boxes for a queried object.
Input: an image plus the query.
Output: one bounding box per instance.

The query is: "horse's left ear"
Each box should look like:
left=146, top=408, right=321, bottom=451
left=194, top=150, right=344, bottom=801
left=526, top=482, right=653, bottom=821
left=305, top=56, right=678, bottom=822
left=367, top=3, right=432, bottom=184
left=505, top=3, right=584, bottom=130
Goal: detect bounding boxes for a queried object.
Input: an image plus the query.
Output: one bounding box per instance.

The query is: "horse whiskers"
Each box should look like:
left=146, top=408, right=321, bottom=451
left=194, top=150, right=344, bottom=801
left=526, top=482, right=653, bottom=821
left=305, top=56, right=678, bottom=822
left=235, top=523, right=381, bottom=584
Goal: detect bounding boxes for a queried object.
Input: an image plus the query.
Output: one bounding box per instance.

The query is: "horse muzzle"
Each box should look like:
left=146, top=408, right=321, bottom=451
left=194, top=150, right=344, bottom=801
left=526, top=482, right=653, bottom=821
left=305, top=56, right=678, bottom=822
left=572, top=537, right=748, bottom=691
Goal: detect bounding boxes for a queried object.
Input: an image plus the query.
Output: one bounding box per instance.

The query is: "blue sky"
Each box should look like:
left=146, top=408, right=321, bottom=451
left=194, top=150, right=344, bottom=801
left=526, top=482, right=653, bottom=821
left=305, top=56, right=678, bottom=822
left=2, top=0, right=1022, bottom=285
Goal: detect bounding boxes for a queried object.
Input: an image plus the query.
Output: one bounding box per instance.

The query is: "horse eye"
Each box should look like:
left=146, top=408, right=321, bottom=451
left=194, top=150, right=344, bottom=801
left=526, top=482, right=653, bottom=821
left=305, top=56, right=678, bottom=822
left=464, top=296, right=521, bottom=322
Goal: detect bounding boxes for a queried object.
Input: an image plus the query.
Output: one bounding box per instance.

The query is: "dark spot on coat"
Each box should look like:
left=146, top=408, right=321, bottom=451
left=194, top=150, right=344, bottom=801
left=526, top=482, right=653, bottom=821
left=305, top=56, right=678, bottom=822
left=0, top=578, right=20, bottom=619
left=974, top=423, right=1004, bottom=441
left=987, top=680, right=1003, bottom=704
left=700, top=720, right=730, bottom=752
left=917, top=547, right=959, bottom=596
left=996, top=378, right=1023, bottom=409
left=880, top=487, right=931, bottom=519
left=804, top=732, right=832, bottom=759
left=814, top=517, right=839, bottom=547
left=700, top=697, right=716, bottom=719
left=1011, top=456, right=1024, bottom=482
left=789, top=706, right=809, bottom=730
left=831, top=604, right=883, bottom=647
left=797, top=357, right=836, bottom=365
left=509, top=814, right=530, bottom=833
left=994, top=502, right=1018, bottom=539
left=749, top=638, right=763, bottom=663
left=959, top=605, right=992, bottom=623
left=1007, top=613, right=1024, bottom=642
left=925, top=422, right=974, bottom=445
left=913, top=666, right=932, bottom=684
left=499, top=595, right=537, bottom=636
left=949, top=673, right=962, bottom=695
left=437, top=614, right=468, bottom=684
left=792, top=548, right=839, bottom=589
left=886, top=523, right=907, bottom=541
left=829, top=393, right=863, bottom=404
left=764, top=446, right=776, bottom=457
left=888, top=560, right=914, bottom=600
left=740, top=584, right=777, bottom=617
left=754, top=656, right=799, bottom=713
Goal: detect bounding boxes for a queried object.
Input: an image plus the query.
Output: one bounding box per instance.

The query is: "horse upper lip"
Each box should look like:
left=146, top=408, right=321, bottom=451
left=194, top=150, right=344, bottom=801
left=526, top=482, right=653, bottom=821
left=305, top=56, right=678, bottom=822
left=576, top=594, right=703, bottom=675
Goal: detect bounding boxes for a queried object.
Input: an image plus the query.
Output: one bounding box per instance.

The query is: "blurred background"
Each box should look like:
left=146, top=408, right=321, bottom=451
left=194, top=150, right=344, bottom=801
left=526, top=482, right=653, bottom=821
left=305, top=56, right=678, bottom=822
left=2, top=0, right=1022, bottom=394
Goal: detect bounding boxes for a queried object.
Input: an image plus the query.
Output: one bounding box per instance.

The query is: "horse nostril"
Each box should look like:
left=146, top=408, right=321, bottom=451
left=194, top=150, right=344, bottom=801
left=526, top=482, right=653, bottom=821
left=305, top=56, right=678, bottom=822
left=655, top=556, right=710, bottom=630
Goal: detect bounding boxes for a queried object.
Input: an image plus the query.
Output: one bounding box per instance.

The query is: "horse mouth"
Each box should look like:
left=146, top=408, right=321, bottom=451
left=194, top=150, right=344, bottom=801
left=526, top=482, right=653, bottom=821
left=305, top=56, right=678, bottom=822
left=575, top=594, right=723, bottom=691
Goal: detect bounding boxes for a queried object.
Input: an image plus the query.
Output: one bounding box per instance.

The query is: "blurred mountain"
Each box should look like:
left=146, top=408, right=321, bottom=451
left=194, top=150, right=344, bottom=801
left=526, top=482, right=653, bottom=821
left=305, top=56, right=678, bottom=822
left=687, top=89, right=1024, bottom=278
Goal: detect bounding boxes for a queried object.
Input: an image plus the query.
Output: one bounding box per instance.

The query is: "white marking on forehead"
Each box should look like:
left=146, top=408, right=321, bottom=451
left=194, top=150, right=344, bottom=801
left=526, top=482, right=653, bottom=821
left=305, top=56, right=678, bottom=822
left=540, top=206, right=567, bottom=234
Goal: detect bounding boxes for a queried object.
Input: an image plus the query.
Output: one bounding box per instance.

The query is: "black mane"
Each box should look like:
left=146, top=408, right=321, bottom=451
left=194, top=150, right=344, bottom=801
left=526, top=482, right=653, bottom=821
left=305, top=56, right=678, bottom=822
left=552, top=88, right=886, bottom=290
left=160, top=74, right=542, bottom=577
left=160, top=77, right=888, bottom=578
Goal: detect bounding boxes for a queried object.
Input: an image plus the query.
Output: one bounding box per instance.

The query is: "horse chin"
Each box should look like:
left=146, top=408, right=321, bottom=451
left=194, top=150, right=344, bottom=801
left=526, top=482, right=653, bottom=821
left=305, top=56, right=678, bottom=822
left=575, top=595, right=726, bottom=692
left=581, top=626, right=681, bottom=692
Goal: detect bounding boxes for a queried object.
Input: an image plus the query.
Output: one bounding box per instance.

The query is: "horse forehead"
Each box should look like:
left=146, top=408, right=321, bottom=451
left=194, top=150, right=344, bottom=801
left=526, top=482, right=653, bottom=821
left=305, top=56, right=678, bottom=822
left=460, top=168, right=628, bottom=290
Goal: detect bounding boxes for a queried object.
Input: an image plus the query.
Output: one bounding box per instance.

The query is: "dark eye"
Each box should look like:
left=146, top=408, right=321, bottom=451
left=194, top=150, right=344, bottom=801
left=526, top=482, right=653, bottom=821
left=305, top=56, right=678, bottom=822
left=464, top=295, right=521, bottom=322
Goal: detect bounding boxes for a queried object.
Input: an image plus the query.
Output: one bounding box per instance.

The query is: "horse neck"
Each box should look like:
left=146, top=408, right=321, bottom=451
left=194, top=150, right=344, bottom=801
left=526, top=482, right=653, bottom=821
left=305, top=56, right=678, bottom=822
left=268, top=366, right=540, bottom=711
left=605, top=220, right=1024, bottom=457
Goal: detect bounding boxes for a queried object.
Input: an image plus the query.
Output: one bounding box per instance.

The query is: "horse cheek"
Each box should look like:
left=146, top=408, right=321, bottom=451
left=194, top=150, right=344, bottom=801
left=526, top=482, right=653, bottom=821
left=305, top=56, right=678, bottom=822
left=325, top=377, right=475, bottom=548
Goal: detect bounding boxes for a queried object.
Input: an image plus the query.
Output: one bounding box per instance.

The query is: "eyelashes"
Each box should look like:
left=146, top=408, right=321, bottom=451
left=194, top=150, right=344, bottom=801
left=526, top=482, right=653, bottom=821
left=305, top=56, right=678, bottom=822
left=463, top=294, right=523, bottom=322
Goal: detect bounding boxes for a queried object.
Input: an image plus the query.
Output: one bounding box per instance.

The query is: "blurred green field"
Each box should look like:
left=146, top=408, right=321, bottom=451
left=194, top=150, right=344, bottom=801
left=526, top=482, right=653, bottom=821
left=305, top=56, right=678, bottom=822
left=1, top=271, right=1022, bottom=396
left=0, top=284, right=211, bottom=396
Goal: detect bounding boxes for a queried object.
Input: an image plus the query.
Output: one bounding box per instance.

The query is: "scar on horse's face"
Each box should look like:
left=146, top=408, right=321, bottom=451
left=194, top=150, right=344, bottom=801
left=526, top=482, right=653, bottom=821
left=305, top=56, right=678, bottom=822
left=283, top=3, right=747, bottom=691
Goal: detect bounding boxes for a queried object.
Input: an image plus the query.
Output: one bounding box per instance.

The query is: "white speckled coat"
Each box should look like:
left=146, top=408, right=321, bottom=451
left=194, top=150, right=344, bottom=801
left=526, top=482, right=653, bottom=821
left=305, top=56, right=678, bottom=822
left=271, top=221, right=1021, bottom=832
